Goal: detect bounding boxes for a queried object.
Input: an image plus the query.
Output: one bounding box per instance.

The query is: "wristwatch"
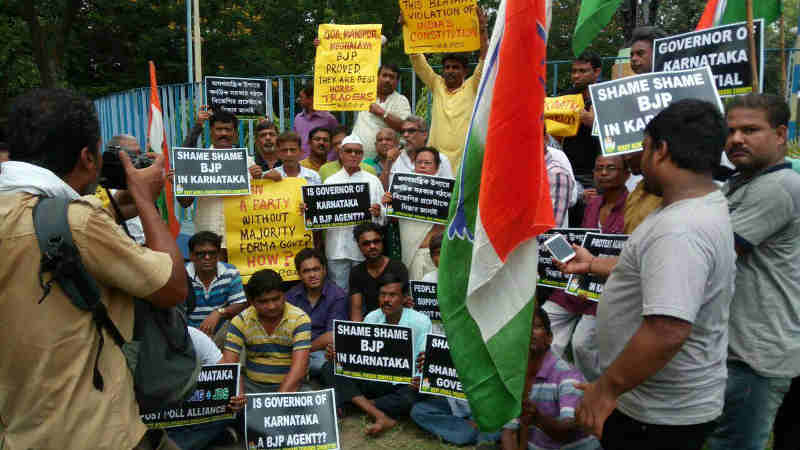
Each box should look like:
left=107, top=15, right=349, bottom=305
left=216, top=307, right=226, bottom=316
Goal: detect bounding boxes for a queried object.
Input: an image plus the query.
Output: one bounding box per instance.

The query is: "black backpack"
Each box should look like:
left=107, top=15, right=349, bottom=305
left=33, top=195, right=200, bottom=414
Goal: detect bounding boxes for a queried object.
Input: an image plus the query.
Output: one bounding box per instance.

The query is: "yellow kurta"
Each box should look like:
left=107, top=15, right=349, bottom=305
left=410, top=54, right=485, bottom=172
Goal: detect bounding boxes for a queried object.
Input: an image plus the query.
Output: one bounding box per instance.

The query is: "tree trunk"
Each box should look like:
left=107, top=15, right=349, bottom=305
left=620, top=0, right=638, bottom=44
left=19, top=0, right=80, bottom=88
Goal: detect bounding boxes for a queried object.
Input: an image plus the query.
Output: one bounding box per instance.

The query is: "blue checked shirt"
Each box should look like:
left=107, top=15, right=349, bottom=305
left=186, top=261, right=247, bottom=326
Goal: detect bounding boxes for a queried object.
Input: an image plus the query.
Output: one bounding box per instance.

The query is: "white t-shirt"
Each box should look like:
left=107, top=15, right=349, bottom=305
left=352, top=90, right=411, bottom=159
left=188, top=326, right=223, bottom=365
left=276, top=165, right=321, bottom=186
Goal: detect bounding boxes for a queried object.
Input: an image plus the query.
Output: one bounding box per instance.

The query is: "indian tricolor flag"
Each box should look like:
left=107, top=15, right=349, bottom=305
left=148, top=61, right=180, bottom=237
left=696, top=0, right=781, bottom=30
left=438, top=0, right=554, bottom=431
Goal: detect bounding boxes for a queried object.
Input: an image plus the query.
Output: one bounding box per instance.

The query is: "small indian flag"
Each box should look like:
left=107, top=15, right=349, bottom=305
left=438, top=0, right=554, bottom=431
left=148, top=61, right=180, bottom=237
left=696, top=0, right=781, bottom=30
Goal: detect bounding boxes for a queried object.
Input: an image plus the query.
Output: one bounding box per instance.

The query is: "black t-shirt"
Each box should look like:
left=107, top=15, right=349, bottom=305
left=348, top=259, right=409, bottom=315
left=559, top=86, right=601, bottom=187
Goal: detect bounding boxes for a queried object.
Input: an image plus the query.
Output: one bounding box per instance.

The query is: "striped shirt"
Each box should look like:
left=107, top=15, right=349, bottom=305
left=546, top=151, right=574, bottom=228
left=505, top=350, right=600, bottom=450
left=225, top=303, right=312, bottom=385
left=186, top=261, right=246, bottom=326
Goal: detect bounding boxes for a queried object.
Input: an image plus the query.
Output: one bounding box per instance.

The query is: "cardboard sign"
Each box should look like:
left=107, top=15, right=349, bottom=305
left=399, top=0, right=480, bottom=54
left=419, top=334, right=466, bottom=400
left=225, top=178, right=313, bottom=283
left=410, top=281, right=440, bottom=323
left=537, top=228, right=599, bottom=288
left=387, top=173, right=454, bottom=225
left=314, top=24, right=382, bottom=111
left=245, top=389, right=339, bottom=450
left=205, top=76, right=268, bottom=117
left=566, top=233, right=629, bottom=300
left=302, top=183, right=372, bottom=229
left=589, top=66, right=723, bottom=156
left=545, top=94, right=585, bottom=137
left=333, top=320, right=414, bottom=384
left=141, top=364, right=240, bottom=429
left=172, top=147, right=250, bottom=196
left=653, top=20, right=764, bottom=97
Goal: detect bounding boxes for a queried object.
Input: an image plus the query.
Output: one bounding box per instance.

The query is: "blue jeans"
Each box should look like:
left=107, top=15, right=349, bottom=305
left=410, top=397, right=500, bottom=445
left=707, top=361, right=792, bottom=450
left=309, top=350, right=327, bottom=376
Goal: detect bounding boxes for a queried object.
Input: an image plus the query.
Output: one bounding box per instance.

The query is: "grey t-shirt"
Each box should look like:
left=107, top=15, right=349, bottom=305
left=596, top=190, right=736, bottom=425
left=723, top=163, right=800, bottom=378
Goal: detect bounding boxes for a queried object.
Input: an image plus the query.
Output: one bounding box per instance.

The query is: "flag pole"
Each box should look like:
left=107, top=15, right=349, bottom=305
left=518, top=303, right=538, bottom=450
left=746, top=0, right=759, bottom=93
left=781, top=12, right=787, bottom=98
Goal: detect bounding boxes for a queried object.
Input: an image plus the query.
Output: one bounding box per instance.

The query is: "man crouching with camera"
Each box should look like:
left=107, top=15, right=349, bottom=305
left=0, top=89, right=187, bottom=449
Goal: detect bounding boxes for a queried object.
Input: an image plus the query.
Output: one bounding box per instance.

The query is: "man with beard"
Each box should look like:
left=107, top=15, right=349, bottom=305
left=178, top=107, right=240, bottom=256
left=402, top=7, right=489, bottom=171
left=248, top=119, right=282, bottom=179
left=347, top=223, right=408, bottom=322
left=301, top=126, right=333, bottom=173
left=351, top=63, right=411, bottom=160
left=558, top=100, right=736, bottom=449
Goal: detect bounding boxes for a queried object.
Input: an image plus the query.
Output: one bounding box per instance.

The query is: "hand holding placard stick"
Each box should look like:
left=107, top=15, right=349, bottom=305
left=399, top=0, right=481, bottom=53
left=171, top=147, right=250, bottom=196
left=205, top=76, right=268, bottom=117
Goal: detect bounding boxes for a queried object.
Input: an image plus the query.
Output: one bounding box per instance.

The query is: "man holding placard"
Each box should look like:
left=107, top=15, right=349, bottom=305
left=322, top=272, right=432, bottom=435
left=179, top=108, right=243, bottom=254
left=401, top=7, right=489, bottom=171
left=323, top=135, right=386, bottom=294
left=351, top=63, right=411, bottom=160
left=388, top=116, right=454, bottom=178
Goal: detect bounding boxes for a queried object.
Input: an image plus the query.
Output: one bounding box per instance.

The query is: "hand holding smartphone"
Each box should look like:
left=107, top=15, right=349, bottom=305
left=544, top=234, right=577, bottom=264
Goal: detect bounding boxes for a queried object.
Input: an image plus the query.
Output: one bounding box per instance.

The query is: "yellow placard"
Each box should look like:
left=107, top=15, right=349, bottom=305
left=544, top=94, right=585, bottom=137
left=400, top=0, right=480, bottom=54
left=313, top=24, right=382, bottom=111
left=225, top=178, right=313, bottom=282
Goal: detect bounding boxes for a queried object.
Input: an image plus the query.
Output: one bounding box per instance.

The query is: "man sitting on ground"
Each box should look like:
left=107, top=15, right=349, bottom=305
left=500, top=307, right=600, bottom=450
left=222, top=269, right=312, bottom=394
left=286, top=248, right=349, bottom=376
left=185, top=231, right=248, bottom=337
left=348, top=223, right=409, bottom=322
left=321, top=273, right=432, bottom=435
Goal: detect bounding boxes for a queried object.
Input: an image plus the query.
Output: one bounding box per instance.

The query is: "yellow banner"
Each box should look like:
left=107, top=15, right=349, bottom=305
left=225, top=178, right=313, bottom=283
left=314, top=24, right=382, bottom=111
left=400, top=0, right=480, bottom=54
left=545, top=94, right=585, bottom=137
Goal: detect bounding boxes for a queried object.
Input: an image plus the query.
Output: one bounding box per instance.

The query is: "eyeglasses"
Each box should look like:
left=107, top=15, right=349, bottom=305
left=593, top=166, right=621, bottom=173
left=342, top=148, right=364, bottom=155
left=193, top=250, right=218, bottom=259
left=401, top=128, right=422, bottom=135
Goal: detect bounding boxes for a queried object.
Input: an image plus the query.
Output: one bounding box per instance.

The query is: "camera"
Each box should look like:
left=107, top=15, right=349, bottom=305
left=99, top=145, right=153, bottom=190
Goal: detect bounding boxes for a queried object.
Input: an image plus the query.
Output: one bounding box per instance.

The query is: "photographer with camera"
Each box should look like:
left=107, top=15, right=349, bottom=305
left=0, top=88, right=187, bottom=449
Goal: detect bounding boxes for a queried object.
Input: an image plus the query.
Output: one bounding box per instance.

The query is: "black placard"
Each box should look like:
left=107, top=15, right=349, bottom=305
left=419, top=334, right=466, bottom=400
left=565, top=233, right=629, bottom=301
left=653, top=20, right=763, bottom=97
left=141, top=364, right=240, bottom=429
left=205, top=76, right=268, bottom=117
left=333, top=320, right=414, bottom=384
left=387, top=173, right=454, bottom=225
left=244, top=389, right=339, bottom=450
left=589, top=66, right=722, bottom=156
left=537, top=228, right=599, bottom=289
left=410, top=281, right=440, bottom=322
left=302, top=183, right=371, bottom=229
left=172, top=147, right=250, bottom=196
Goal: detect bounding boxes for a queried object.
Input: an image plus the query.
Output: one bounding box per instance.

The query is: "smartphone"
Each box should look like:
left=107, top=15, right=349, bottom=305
left=543, top=234, right=576, bottom=264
